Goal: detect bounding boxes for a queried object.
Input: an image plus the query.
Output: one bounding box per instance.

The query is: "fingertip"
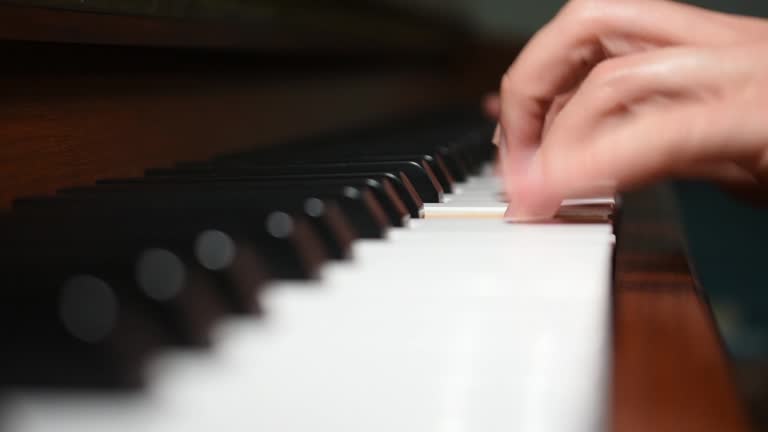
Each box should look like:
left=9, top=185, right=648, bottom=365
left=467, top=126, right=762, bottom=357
left=502, top=154, right=562, bottom=222
left=503, top=205, right=558, bottom=223
left=503, top=188, right=562, bottom=223
left=483, top=93, right=501, bottom=120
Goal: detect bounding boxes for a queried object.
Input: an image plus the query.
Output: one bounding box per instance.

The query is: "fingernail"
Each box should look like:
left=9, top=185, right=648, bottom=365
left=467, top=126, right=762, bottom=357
left=492, top=124, right=501, bottom=146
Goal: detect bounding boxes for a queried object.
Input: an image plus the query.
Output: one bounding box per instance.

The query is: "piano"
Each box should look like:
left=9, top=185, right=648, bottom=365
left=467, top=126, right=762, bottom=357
left=0, top=2, right=751, bottom=431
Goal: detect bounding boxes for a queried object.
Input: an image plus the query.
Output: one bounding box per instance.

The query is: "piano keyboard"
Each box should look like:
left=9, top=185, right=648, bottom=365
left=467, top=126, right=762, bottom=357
left=0, top=113, right=615, bottom=432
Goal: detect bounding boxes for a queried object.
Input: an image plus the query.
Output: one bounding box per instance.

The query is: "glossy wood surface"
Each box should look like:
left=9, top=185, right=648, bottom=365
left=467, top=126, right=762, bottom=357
left=0, top=68, right=464, bottom=208
left=613, top=187, right=750, bottom=431
left=0, top=41, right=505, bottom=209
left=0, top=3, right=458, bottom=53
left=0, top=6, right=514, bottom=209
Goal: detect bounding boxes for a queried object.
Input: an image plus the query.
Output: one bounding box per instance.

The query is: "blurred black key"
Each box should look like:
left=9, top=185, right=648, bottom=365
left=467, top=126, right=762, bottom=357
left=1, top=218, right=226, bottom=347
left=190, top=229, right=269, bottom=313
left=144, top=169, right=423, bottom=220
left=223, top=115, right=495, bottom=182
left=210, top=152, right=456, bottom=193
left=0, top=268, right=161, bottom=388
left=136, top=174, right=396, bottom=233
left=173, top=161, right=444, bottom=203
left=7, top=201, right=267, bottom=315
left=88, top=181, right=357, bottom=261
left=16, top=192, right=327, bottom=280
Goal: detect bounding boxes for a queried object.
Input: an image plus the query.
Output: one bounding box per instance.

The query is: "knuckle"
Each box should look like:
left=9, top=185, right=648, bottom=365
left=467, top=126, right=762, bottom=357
left=586, top=58, right=628, bottom=87
left=578, top=59, right=635, bottom=114
left=561, top=0, right=623, bottom=35
left=584, top=60, right=616, bottom=88
left=588, top=61, right=617, bottom=84
left=563, top=0, right=605, bottom=23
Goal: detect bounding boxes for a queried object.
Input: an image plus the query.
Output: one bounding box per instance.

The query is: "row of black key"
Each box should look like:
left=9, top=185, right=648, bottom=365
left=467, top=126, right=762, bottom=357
left=0, top=111, right=495, bottom=389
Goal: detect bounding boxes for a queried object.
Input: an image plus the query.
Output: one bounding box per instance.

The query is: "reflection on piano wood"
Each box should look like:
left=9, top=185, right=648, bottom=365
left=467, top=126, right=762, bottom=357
left=0, top=3, right=751, bottom=431
left=612, top=188, right=750, bottom=431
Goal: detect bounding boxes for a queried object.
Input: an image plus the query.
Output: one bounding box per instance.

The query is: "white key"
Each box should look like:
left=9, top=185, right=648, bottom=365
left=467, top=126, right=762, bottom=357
left=1, top=166, right=613, bottom=432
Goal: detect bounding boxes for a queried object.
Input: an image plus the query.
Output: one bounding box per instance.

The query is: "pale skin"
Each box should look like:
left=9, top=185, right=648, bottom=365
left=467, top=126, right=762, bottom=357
left=494, top=0, right=768, bottom=220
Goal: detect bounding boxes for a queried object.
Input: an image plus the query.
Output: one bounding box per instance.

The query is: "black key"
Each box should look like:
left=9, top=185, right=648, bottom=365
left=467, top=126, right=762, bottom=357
left=16, top=192, right=327, bottom=280
left=1, top=217, right=227, bottom=347
left=136, top=174, right=395, bottom=233
left=89, top=181, right=357, bottom=261
left=0, top=268, right=161, bottom=388
left=7, top=202, right=267, bottom=315
left=216, top=153, right=456, bottom=193
left=435, top=146, right=469, bottom=182
left=190, top=228, right=269, bottom=313
left=144, top=169, right=423, bottom=220
left=174, top=161, right=444, bottom=203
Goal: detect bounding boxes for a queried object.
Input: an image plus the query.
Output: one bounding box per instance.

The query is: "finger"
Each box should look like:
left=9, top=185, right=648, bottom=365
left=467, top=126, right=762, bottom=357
left=542, top=89, right=577, bottom=136
left=504, top=157, right=762, bottom=220
left=499, top=0, right=749, bottom=170
left=541, top=48, right=714, bottom=146
left=543, top=45, right=758, bottom=164
left=483, top=93, right=501, bottom=120
left=505, top=47, right=741, bottom=219
left=507, top=107, right=707, bottom=220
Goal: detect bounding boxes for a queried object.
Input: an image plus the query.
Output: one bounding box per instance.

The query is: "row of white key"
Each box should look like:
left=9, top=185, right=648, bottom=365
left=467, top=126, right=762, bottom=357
left=1, top=168, right=615, bottom=432
left=427, top=168, right=616, bottom=219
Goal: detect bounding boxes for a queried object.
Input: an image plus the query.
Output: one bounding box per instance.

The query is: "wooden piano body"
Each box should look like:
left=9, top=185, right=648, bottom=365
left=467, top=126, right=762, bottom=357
left=0, top=3, right=751, bottom=430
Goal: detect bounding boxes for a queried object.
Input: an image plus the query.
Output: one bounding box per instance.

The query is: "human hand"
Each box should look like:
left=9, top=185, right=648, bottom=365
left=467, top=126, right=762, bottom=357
left=496, top=0, right=768, bottom=219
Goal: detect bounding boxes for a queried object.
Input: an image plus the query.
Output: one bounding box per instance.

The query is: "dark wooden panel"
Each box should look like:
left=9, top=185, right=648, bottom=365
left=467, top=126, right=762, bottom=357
left=0, top=3, right=459, bottom=54
left=0, top=13, right=521, bottom=208
left=612, top=187, right=750, bottom=431
left=0, top=68, right=477, bottom=208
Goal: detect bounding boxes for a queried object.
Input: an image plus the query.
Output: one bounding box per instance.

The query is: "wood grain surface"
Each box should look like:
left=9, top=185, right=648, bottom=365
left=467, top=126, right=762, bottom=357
left=612, top=187, right=751, bottom=431
left=0, top=3, right=458, bottom=54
